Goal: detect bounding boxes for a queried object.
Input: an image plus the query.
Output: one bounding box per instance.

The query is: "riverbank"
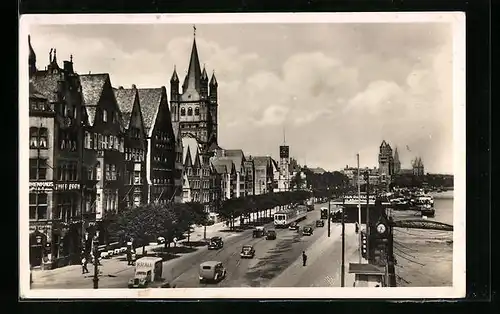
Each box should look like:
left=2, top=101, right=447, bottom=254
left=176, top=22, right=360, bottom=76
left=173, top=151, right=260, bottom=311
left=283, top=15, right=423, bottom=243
left=391, top=190, right=454, bottom=287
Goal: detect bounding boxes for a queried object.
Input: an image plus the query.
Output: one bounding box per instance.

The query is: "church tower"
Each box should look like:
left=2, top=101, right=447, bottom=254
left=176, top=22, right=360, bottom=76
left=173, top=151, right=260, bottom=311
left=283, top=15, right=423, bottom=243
left=169, top=26, right=219, bottom=165
left=278, top=129, right=290, bottom=192
left=393, top=146, right=401, bottom=174
left=28, top=35, right=37, bottom=77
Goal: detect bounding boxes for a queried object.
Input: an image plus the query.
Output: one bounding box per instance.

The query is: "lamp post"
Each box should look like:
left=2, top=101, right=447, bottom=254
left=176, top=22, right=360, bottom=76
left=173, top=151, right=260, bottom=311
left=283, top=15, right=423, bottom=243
left=341, top=181, right=346, bottom=287
left=92, top=231, right=100, bottom=289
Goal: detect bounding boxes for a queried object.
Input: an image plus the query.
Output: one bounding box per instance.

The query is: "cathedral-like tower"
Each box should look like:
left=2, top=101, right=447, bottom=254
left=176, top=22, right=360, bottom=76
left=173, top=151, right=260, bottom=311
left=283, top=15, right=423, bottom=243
left=378, top=140, right=394, bottom=177
left=393, top=146, right=401, bottom=174
left=170, top=28, right=219, bottom=164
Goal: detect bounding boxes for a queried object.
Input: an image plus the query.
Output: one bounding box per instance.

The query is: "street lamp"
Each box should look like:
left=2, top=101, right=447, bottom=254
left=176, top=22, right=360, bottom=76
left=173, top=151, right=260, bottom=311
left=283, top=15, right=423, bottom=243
left=92, top=231, right=100, bottom=289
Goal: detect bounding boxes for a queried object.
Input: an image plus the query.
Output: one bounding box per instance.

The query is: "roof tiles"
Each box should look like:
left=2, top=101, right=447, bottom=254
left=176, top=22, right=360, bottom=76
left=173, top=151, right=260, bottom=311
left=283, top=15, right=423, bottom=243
left=79, top=73, right=109, bottom=126
left=137, top=88, right=163, bottom=136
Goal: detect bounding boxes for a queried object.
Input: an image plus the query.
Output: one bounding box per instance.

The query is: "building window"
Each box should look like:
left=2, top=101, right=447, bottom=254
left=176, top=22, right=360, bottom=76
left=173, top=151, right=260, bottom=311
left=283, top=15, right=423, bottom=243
left=96, top=162, right=102, bottom=180
left=188, top=107, right=193, bottom=116
left=29, top=158, right=47, bottom=180
left=29, top=127, right=48, bottom=149
left=194, top=107, right=200, bottom=116
left=29, top=193, right=48, bottom=220
left=103, top=109, right=108, bottom=122
left=134, top=171, right=141, bottom=184
left=181, top=108, right=186, bottom=116
left=111, top=164, right=117, bottom=180
left=105, top=164, right=111, bottom=180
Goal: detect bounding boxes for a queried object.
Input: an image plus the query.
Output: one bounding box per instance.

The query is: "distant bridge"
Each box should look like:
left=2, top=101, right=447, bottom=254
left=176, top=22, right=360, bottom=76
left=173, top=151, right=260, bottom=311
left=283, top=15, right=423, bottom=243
left=392, top=219, right=453, bottom=231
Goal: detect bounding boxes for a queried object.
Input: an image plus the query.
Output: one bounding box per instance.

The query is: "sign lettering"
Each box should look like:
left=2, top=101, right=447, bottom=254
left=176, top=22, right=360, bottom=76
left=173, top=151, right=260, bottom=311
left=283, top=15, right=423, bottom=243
left=136, top=261, right=153, bottom=268
left=53, top=183, right=80, bottom=191
left=29, top=181, right=53, bottom=192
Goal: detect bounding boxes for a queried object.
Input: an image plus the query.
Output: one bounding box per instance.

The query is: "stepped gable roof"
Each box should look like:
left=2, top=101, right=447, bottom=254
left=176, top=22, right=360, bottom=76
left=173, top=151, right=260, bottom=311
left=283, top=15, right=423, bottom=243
left=182, top=135, right=201, bottom=165
left=113, top=87, right=136, bottom=129
left=79, top=73, right=109, bottom=126
left=137, top=88, right=163, bottom=136
left=222, top=149, right=245, bottom=173
left=29, top=73, right=60, bottom=102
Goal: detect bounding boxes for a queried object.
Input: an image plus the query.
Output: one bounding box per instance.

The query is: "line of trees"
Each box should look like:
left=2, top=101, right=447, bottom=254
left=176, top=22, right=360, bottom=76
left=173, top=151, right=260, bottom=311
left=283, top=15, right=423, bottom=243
left=103, top=202, right=207, bottom=253
left=216, top=190, right=313, bottom=230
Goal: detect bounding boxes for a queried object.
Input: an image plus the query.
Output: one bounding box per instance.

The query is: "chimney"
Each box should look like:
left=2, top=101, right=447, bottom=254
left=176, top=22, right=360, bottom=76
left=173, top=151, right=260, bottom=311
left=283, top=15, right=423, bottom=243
left=132, top=84, right=136, bottom=89
left=118, top=86, right=124, bottom=90
left=63, top=60, right=74, bottom=73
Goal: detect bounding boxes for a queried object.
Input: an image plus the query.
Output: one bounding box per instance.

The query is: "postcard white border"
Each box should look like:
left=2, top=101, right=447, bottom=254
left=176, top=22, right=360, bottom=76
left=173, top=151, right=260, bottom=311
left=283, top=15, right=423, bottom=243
left=19, top=12, right=466, bottom=299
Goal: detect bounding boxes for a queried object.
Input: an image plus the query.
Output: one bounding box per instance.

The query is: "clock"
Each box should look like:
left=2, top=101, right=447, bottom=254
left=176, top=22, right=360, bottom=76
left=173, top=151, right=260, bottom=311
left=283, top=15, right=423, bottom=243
left=376, top=223, right=387, bottom=234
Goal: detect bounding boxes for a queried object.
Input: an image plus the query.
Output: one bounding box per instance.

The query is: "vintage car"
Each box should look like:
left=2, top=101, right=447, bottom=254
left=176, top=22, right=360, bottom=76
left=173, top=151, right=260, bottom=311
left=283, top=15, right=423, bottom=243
left=315, top=220, right=325, bottom=227
left=128, top=257, right=163, bottom=288
left=303, top=226, right=313, bottom=236
left=240, top=245, right=256, bottom=258
left=266, top=230, right=277, bottom=240
left=252, top=226, right=266, bottom=238
left=289, top=222, right=299, bottom=231
left=199, top=261, right=227, bottom=283
left=207, top=236, right=224, bottom=250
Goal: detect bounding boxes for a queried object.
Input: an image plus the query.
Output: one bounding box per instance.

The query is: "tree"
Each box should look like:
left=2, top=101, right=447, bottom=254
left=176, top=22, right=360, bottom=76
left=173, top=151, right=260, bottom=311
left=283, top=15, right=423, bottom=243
left=107, top=203, right=177, bottom=254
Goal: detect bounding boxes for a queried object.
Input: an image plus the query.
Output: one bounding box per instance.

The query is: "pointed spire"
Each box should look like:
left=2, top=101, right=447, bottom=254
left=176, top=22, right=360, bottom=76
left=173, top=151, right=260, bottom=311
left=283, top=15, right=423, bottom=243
left=170, top=65, right=179, bottom=83
left=209, top=70, right=218, bottom=87
left=182, top=33, right=202, bottom=92
left=394, top=146, right=400, bottom=161
left=52, top=48, right=57, bottom=64
left=201, top=65, right=208, bottom=80
left=28, top=35, right=37, bottom=75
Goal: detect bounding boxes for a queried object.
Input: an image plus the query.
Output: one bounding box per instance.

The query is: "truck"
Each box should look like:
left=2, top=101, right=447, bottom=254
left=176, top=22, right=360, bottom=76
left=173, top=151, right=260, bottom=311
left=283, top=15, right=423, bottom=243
left=128, top=257, right=163, bottom=288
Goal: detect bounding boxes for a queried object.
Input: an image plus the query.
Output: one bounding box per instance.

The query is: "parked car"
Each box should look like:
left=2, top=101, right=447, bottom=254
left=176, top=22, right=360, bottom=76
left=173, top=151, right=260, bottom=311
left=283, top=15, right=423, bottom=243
left=252, top=226, right=266, bottom=238
left=266, top=230, right=277, bottom=240
left=240, top=245, right=256, bottom=258
left=315, top=220, right=325, bottom=227
left=303, top=226, right=313, bottom=236
left=289, top=222, right=299, bottom=231
left=207, top=236, right=224, bottom=250
left=199, top=261, right=227, bottom=283
left=157, top=237, right=166, bottom=244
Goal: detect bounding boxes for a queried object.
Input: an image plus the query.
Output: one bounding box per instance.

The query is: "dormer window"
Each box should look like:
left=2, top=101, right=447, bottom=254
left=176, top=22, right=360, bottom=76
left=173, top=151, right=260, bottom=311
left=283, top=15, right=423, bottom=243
left=194, top=107, right=200, bottom=116
left=188, top=107, right=193, bottom=116
left=103, top=109, right=108, bottom=122
left=181, top=108, right=186, bottom=116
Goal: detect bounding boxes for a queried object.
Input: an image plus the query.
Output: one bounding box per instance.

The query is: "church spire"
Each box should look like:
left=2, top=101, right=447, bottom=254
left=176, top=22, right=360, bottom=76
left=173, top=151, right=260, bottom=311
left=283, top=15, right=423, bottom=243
left=182, top=26, right=202, bottom=93
left=394, top=146, right=400, bottom=162
left=209, top=70, right=218, bottom=87
left=28, top=35, right=37, bottom=76
left=170, top=65, right=179, bottom=83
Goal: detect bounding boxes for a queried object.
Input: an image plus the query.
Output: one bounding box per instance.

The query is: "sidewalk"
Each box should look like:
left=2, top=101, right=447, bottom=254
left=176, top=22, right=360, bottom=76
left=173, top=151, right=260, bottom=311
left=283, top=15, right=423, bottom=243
left=269, top=223, right=359, bottom=287
left=32, top=208, right=277, bottom=287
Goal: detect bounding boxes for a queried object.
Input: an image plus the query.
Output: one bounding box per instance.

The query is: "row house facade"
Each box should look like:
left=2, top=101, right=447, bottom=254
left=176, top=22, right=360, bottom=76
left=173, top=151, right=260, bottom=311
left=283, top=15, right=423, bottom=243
left=79, top=73, right=126, bottom=245
left=114, top=85, right=149, bottom=208
left=218, top=149, right=247, bottom=198
left=248, top=156, right=275, bottom=195
left=138, top=87, right=180, bottom=204
left=29, top=38, right=97, bottom=268
left=210, top=157, right=237, bottom=201
left=181, top=135, right=211, bottom=205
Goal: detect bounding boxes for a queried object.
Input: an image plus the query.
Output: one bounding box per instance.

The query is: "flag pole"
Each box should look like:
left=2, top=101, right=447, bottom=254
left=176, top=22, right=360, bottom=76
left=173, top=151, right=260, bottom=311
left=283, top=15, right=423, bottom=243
left=357, top=153, right=362, bottom=263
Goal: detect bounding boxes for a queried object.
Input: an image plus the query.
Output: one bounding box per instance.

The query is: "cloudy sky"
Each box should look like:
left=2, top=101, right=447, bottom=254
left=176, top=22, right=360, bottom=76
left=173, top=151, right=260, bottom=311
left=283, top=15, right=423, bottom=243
left=29, top=21, right=454, bottom=174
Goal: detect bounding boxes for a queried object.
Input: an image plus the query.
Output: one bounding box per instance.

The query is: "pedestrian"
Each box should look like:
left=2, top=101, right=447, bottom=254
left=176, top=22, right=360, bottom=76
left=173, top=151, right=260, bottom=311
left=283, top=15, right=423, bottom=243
left=126, top=250, right=132, bottom=265
left=355, top=222, right=359, bottom=234
left=302, top=251, right=307, bottom=267
left=81, top=256, right=89, bottom=274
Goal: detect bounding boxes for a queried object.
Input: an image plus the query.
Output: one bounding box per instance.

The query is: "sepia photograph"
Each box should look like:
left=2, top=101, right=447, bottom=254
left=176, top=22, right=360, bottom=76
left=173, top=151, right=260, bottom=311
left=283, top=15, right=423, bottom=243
left=19, top=12, right=465, bottom=299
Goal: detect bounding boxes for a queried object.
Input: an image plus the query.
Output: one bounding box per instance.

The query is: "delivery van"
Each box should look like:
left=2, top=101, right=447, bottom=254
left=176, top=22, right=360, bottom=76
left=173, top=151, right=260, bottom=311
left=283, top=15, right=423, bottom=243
left=128, top=257, right=163, bottom=288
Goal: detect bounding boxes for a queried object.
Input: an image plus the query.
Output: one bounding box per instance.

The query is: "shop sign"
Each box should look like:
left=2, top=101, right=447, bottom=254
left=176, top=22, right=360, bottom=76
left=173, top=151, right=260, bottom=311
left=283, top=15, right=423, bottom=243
left=53, top=183, right=80, bottom=191
left=29, top=181, right=53, bottom=192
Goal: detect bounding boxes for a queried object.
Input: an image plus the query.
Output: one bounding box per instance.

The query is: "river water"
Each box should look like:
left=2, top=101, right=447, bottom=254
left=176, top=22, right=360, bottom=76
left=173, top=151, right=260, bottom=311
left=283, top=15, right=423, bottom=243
left=389, top=190, right=454, bottom=287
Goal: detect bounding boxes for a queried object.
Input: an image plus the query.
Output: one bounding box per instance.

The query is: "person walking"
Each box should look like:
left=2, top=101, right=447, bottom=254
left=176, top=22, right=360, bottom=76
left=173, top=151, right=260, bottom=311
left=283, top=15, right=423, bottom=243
left=355, top=221, right=359, bottom=234
left=302, top=251, right=308, bottom=267
left=81, top=256, right=89, bottom=274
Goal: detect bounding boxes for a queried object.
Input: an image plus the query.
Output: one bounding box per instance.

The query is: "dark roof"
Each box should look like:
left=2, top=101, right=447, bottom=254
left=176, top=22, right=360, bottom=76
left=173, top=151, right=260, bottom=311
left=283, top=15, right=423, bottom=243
left=114, top=88, right=136, bottom=129
left=79, top=74, right=109, bottom=126
left=222, top=149, right=245, bottom=173
left=137, top=88, right=163, bottom=136
left=29, top=73, right=60, bottom=102
left=29, top=82, right=48, bottom=99
left=252, top=156, right=272, bottom=168
left=211, top=157, right=234, bottom=174
left=348, top=263, right=385, bottom=275
left=182, top=38, right=202, bottom=92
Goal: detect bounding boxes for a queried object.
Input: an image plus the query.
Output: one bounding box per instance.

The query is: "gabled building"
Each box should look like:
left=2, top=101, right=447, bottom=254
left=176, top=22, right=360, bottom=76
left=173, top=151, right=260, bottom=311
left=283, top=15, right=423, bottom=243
left=210, top=157, right=237, bottom=200
left=29, top=37, right=92, bottom=268
left=138, top=87, right=178, bottom=204
left=243, top=158, right=255, bottom=196
left=250, top=156, right=275, bottom=195
left=79, top=73, right=126, bottom=244
left=220, top=149, right=246, bottom=198
left=171, top=121, right=184, bottom=204
left=114, top=85, right=148, bottom=208
left=180, top=135, right=212, bottom=207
